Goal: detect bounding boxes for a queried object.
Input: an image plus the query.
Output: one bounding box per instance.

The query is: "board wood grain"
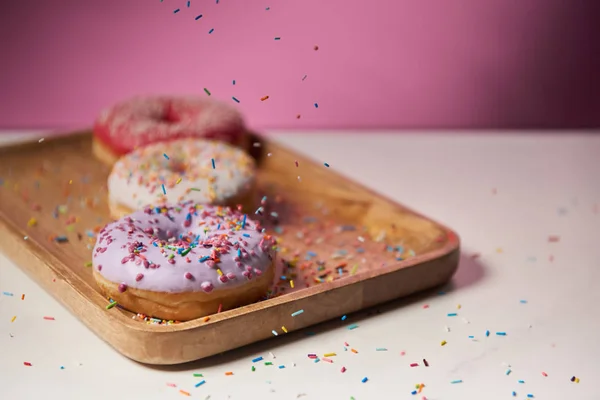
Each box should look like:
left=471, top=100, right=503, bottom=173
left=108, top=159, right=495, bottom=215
left=0, top=132, right=460, bottom=365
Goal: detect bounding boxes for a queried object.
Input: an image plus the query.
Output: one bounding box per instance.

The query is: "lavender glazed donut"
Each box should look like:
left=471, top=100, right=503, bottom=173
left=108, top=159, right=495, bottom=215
left=92, top=203, right=276, bottom=321
left=93, top=96, right=247, bottom=165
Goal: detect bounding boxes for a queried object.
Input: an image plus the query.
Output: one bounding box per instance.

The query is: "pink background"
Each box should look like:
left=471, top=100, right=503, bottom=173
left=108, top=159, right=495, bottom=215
left=1, top=0, right=599, bottom=131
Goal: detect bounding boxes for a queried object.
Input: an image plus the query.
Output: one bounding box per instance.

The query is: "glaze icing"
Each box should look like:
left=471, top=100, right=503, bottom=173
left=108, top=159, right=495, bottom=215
left=92, top=203, right=275, bottom=293
left=94, top=96, right=245, bottom=155
left=108, top=138, right=255, bottom=211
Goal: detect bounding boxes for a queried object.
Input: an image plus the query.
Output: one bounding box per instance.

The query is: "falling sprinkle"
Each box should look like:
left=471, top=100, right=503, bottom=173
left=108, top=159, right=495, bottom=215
left=272, top=330, right=278, bottom=336
left=211, top=158, right=216, bottom=169
left=161, top=184, right=166, bottom=194
left=163, top=153, right=169, bottom=160
left=302, top=75, right=307, bottom=81
left=38, top=138, right=44, bottom=143
left=195, top=14, right=203, bottom=20
left=314, top=103, right=319, bottom=108
left=232, top=96, right=240, bottom=103
left=106, top=300, right=118, bottom=310
left=261, top=95, right=269, bottom=101
left=324, top=163, right=330, bottom=167
left=208, top=28, right=214, bottom=34
left=274, top=37, right=281, bottom=40
left=291, top=310, right=304, bottom=317
left=187, top=1, right=190, bottom=7
left=174, top=8, right=180, bottom=13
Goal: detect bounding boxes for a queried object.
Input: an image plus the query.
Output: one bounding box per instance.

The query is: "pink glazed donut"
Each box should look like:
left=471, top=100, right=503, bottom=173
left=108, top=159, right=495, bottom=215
left=92, top=202, right=276, bottom=321
left=92, top=96, right=247, bottom=165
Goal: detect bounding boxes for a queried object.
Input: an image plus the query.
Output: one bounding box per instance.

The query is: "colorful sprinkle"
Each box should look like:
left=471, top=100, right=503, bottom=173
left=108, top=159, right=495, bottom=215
left=450, top=380, right=463, bottom=384
left=361, top=377, right=368, bottom=383
left=232, top=96, right=240, bottom=103
left=252, top=356, right=263, bottom=363
left=194, top=380, right=206, bottom=387
left=291, top=310, right=304, bottom=317
left=195, top=14, right=203, bottom=20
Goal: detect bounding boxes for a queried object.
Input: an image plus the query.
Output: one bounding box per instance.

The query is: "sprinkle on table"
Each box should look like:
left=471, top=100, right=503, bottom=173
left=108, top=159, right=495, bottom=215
left=361, top=377, right=368, bottom=383
left=43, top=316, right=55, bottom=321
left=194, top=380, right=206, bottom=387
left=11, top=316, right=16, bottom=322
left=24, top=362, right=32, bottom=366
left=441, top=340, right=447, bottom=346
left=447, top=313, right=458, bottom=317
left=347, top=323, right=358, bottom=330
left=3, top=292, right=14, bottom=296
left=450, top=380, right=463, bottom=384
left=252, top=356, right=263, bottom=363
left=496, top=332, right=507, bottom=336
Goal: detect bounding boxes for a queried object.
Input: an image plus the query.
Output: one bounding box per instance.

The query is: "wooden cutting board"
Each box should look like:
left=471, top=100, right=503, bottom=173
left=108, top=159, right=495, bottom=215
left=0, top=131, right=459, bottom=365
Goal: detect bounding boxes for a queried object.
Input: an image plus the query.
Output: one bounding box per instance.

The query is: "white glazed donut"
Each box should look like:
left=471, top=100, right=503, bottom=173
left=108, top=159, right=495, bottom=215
left=107, top=138, right=256, bottom=219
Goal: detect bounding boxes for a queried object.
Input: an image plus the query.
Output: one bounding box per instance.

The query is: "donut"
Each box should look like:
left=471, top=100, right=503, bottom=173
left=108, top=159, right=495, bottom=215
left=107, top=138, right=256, bottom=220
left=92, top=203, right=276, bottom=321
left=93, top=96, right=247, bottom=165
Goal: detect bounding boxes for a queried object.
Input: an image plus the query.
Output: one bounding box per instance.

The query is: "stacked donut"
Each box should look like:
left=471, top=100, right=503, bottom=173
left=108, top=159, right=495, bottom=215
left=91, top=96, right=273, bottom=321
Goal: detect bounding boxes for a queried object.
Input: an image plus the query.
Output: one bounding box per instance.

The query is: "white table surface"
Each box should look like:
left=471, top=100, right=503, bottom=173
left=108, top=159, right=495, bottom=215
left=1, top=130, right=599, bottom=400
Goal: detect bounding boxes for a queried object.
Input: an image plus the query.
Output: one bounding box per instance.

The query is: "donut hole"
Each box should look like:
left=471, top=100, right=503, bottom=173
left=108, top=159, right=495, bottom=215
left=156, top=104, right=181, bottom=124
